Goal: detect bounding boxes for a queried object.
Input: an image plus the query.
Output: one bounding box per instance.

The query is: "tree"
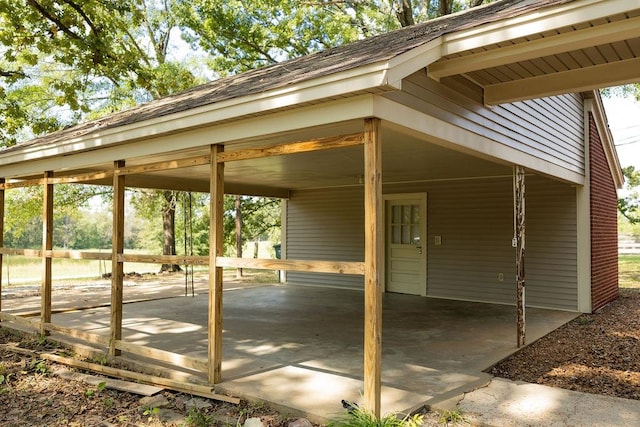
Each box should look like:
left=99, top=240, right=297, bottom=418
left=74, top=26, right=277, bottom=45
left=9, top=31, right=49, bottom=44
left=1, top=0, right=490, bottom=266
left=619, top=166, right=640, bottom=224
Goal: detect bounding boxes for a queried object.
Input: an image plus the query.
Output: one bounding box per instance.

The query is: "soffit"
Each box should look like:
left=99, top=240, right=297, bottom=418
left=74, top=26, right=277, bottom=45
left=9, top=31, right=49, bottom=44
left=427, top=2, right=640, bottom=104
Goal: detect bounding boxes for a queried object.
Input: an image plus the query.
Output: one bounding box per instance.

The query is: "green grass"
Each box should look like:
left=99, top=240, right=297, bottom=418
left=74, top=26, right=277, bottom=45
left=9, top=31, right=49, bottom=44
left=619, top=254, right=640, bottom=289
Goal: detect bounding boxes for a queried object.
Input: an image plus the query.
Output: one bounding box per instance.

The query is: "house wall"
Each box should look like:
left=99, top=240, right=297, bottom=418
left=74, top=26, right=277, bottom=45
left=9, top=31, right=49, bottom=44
left=589, top=112, right=619, bottom=311
left=285, top=175, right=578, bottom=311
left=384, top=73, right=585, bottom=176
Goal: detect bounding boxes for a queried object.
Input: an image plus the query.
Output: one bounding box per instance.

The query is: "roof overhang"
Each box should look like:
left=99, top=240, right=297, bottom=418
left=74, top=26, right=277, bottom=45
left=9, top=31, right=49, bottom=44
left=426, top=0, right=640, bottom=105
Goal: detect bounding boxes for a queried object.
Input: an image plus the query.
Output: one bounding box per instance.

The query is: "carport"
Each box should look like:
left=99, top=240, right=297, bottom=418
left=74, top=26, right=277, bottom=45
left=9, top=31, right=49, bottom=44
left=0, top=0, right=636, bottom=417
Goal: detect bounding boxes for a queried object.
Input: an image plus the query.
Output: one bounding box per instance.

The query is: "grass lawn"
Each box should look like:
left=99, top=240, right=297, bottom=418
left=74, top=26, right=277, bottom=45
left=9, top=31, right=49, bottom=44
left=619, top=254, right=640, bottom=289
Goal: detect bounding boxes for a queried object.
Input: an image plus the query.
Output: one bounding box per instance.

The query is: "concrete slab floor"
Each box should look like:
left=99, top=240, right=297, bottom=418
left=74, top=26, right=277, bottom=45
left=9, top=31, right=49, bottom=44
left=49, top=284, right=578, bottom=419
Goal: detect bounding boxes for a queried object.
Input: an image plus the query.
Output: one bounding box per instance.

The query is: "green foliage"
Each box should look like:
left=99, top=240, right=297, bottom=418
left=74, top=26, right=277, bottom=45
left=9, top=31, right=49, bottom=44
left=619, top=166, right=640, bottom=224
left=28, top=359, right=48, bottom=375
left=438, top=408, right=465, bottom=424
left=329, top=405, right=424, bottom=427
left=185, top=406, right=216, bottom=427
left=223, top=196, right=281, bottom=254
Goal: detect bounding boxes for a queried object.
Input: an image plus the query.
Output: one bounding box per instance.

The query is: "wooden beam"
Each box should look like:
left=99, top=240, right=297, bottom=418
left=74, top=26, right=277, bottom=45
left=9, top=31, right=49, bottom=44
left=47, top=250, right=112, bottom=261
left=114, top=340, right=208, bottom=373
left=118, top=253, right=209, bottom=265
left=110, top=160, right=126, bottom=358
left=115, top=155, right=211, bottom=176
left=514, top=165, right=526, bottom=347
left=484, top=57, right=640, bottom=105
left=0, top=248, right=42, bottom=257
left=216, top=133, right=364, bottom=163
left=363, top=118, right=383, bottom=417
left=216, top=256, right=365, bottom=275
left=50, top=171, right=113, bottom=185
left=41, top=171, right=54, bottom=335
left=429, top=15, right=640, bottom=80
left=0, top=178, right=45, bottom=189
left=39, top=353, right=240, bottom=404
left=209, top=145, right=224, bottom=384
left=44, top=323, right=110, bottom=346
left=0, top=178, right=4, bottom=316
left=0, top=312, right=39, bottom=331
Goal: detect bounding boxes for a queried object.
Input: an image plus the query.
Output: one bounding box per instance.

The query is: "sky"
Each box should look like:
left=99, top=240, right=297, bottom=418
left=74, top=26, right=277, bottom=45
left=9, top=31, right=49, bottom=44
left=602, top=94, right=640, bottom=171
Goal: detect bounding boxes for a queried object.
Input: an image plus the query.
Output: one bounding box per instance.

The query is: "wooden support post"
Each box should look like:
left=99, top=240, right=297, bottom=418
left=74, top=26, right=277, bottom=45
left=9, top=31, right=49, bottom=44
left=363, top=118, right=383, bottom=417
left=514, top=165, right=526, bottom=347
left=0, top=178, right=4, bottom=317
left=209, top=145, right=224, bottom=384
left=41, top=171, right=54, bottom=335
left=110, top=160, right=126, bottom=357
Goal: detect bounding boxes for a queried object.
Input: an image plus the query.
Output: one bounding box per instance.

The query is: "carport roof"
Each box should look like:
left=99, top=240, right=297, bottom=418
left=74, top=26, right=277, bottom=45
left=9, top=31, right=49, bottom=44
left=5, top=0, right=639, bottom=157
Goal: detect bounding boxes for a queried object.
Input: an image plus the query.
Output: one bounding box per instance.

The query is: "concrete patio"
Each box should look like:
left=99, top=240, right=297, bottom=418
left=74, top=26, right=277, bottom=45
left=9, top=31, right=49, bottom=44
left=9, top=280, right=576, bottom=419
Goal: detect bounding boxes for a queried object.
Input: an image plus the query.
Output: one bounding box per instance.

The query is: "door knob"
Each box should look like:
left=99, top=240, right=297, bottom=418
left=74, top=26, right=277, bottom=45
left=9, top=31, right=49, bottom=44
left=416, top=246, right=422, bottom=254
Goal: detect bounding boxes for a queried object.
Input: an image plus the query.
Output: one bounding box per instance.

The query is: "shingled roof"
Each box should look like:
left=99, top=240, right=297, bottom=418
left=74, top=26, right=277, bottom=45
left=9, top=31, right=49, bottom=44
left=4, top=0, right=571, bottom=152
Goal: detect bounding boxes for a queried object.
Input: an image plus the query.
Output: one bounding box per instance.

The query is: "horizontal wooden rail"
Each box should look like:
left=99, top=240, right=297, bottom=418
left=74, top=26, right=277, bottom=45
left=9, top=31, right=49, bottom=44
left=40, top=353, right=240, bottom=404
left=216, top=256, right=365, bottom=275
left=117, top=254, right=209, bottom=265
left=47, top=250, right=112, bottom=260
left=0, top=247, right=43, bottom=257
left=217, top=133, right=364, bottom=163
left=0, top=312, right=39, bottom=331
left=115, top=155, right=211, bottom=176
left=0, top=178, right=45, bottom=189
left=115, top=340, right=208, bottom=373
left=44, top=323, right=110, bottom=346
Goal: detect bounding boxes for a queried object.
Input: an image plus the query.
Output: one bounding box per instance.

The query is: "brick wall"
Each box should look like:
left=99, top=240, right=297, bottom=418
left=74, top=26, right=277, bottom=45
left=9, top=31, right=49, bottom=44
left=589, top=112, right=619, bottom=312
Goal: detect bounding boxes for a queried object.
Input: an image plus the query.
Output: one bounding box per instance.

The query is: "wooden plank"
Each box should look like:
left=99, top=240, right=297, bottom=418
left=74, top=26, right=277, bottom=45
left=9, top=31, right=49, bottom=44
left=0, top=312, right=39, bottom=331
left=115, top=155, right=210, bottom=176
left=363, top=117, right=383, bottom=417
left=216, top=256, right=365, bottom=275
left=0, top=248, right=42, bottom=257
left=50, top=171, right=113, bottom=184
left=110, top=160, right=126, bottom=357
left=0, top=178, right=45, bottom=189
left=115, top=340, right=208, bottom=373
left=40, top=353, right=240, bottom=404
left=118, top=253, right=209, bottom=265
left=216, top=133, right=364, bottom=163
left=54, top=368, right=164, bottom=396
left=209, top=144, right=224, bottom=384
left=514, top=165, right=526, bottom=347
left=47, top=250, right=112, bottom=261
left=41, top=171, right=54, bottom=335
left=44, top=323, right=110, bottom=346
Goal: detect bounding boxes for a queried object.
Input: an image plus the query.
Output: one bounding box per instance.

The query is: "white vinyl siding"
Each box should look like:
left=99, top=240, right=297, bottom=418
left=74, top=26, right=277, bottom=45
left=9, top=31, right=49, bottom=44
left=385, top=73, right=585, bottom=175
left=285, top=176, right=578, bottom=311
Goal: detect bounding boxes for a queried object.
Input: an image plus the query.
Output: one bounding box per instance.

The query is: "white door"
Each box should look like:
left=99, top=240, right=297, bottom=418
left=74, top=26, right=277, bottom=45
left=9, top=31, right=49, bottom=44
left=385, top=195, right=427, bottom=296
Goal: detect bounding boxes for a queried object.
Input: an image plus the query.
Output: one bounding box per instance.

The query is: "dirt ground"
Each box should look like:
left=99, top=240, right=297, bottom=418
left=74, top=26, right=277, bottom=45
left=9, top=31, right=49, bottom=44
left=1, top=281, right=639, bottom=426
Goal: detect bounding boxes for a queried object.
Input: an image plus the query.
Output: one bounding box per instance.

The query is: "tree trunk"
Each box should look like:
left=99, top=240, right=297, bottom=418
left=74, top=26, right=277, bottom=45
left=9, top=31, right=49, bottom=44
left=395, top=0, right=415, bottom=27
left=160, top=191, right=181, bottom=272
left=235, top=195, right=243, bottom=278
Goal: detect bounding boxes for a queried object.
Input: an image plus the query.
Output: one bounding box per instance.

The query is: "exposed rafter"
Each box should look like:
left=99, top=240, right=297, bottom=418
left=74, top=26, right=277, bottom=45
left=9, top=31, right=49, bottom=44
left=484, top=57, right=640, bottom=105
left=429, top=16, right=640, bottom=81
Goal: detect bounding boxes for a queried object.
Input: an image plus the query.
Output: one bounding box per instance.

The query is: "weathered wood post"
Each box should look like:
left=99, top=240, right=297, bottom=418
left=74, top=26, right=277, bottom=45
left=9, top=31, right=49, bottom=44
left=41, top=171, right=54, bottom=335
left=363, top=118, right=383, bottom=416
left=209, top=144, right=225, bottom=384
left=514, top=165, right=526, bottom=347
left=110, top=161, right=125, bottom=357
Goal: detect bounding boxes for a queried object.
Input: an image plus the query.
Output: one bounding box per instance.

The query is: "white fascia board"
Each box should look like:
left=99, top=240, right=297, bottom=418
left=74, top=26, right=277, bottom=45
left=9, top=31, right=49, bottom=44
left=373, top=96, right=584, bottom=185
left=0, top=63, right=393, bottom=167
left=440, top=0, right=639, bottom=56
left=0, top=95, right=376, bottom=178
left=385, top=39, right=442, bottom=88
